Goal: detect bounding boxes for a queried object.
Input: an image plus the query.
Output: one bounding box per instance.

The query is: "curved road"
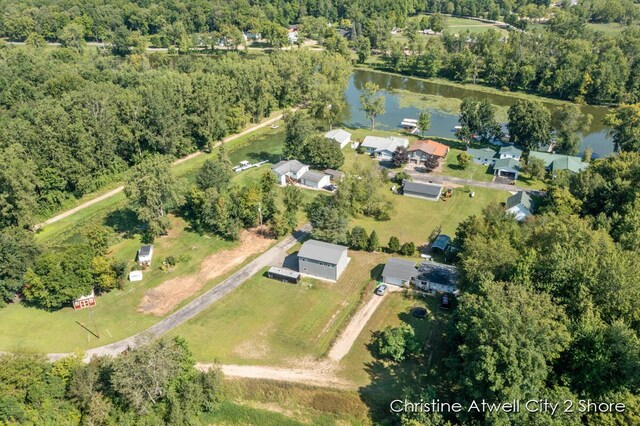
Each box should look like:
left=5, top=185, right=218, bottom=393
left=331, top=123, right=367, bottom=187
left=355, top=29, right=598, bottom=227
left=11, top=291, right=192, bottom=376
left=35, top=112, right=290, bottom=230
left=47, top=224, right=311, bottom=362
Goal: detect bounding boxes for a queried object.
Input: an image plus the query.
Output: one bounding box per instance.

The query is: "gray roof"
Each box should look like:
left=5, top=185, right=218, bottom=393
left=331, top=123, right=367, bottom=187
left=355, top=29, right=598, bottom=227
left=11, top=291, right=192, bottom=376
left=506, top=191, right=532, bottom=211
left=139, top=245, right=153, bottom=256
left=298, top=239, right=348, bottom=264
left=467, top=147, right=497, bottom=160
left=361, top=136, right=409, bottom=152
left=415, top=262, right=458, bottom=287
left=324, top=169, right=345, bottom=180
left=300, top=170, right=328, bottom=183
left=272, top=160, right=307, bottom=175
left=382, top=258, right=417, bottom=281
left=402, top=180, right=443, bottom=197
left=499, top=145, right=523, bottom=157
left=325, top=128, right=351, bottom=144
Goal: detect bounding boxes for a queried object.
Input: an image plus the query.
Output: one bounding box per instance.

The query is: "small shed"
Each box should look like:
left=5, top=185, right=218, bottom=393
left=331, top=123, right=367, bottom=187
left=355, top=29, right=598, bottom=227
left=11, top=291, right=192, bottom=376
left=129, top=270, right=143, bottom=281
left=402, top=180, right=443, bottom=201
left=382, top=258, right=418, bottom=287
left=325, top=129, right=352, bottom=149
left=73, top=290, right=96, bottom=310
left=431, top=234, right=451, bottom=253
left=324, top=169, right=345, bottom=182
left=138, top=245, right=154, bottom=266
left=267, top=266, right=301, bottom=284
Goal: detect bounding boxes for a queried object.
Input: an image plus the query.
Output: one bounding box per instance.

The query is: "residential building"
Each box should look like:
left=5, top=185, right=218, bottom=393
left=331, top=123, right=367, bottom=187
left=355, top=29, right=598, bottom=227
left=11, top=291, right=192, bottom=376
left=361, top=136, right=409, bottom=160
left=407, top=140, right=449, bottom=165
left=325, top=129, right=352, bottom=149
left=493, top=158, right=521, bottom=179
left=506, top=191, right=533, bottom=221
left=381, top=258, right=417, bottom=287
left=499, top=145, right=523, bottom=161
left=271, top=160, right=309, bottom=185
left=467, top=147, right=498, bottom=165
left=412, top=262, right=458, bottom=293
left=402, top=180, right=443, bottom=201
left=299, top=170, right=331, bottom=189
left=297, top=240, right=350, bottom=281
left=528, top=151, right=589, bottom=174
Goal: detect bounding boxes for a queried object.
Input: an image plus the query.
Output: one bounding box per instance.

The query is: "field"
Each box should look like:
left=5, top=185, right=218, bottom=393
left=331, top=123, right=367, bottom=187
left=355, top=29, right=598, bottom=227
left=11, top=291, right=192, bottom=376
left=443, top=16, right=508, bottom=35
left=169, top=251, right=387, bottom=365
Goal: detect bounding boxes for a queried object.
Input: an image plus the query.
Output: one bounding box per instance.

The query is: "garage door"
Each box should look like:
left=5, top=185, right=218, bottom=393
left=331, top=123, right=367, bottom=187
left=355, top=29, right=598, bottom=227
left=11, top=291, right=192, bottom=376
left=383, top=276, right=405, bottom=287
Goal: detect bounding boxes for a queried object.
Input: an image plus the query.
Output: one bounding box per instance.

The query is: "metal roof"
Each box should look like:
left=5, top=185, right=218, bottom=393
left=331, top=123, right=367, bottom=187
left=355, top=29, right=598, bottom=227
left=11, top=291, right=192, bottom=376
left=325, top=128, right=351, bottom=144
left=382, top=258, right=418, bottom=281
left=499, top=145, right=523, bottom=157
left=528, top=151, right=588, bottom=173
left=362, top=136, right=408, bottom=152
left=432, top=235, right=451, bottom=252
left=402, top=180, right=443, bottom=197
left=506, top=191, right=532, bottom=211
left=467, top=147, right=497, bottom=160
left=493, top=158, right=520, bottom=172
left=298, top=239, right=348, bottom=264
left=268, top=266, right=300, bottom=279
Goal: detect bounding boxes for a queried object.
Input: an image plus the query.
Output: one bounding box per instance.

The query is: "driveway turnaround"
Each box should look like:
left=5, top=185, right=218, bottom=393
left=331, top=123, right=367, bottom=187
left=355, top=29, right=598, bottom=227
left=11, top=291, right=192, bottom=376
left=47, top=224, right=311, bottom=362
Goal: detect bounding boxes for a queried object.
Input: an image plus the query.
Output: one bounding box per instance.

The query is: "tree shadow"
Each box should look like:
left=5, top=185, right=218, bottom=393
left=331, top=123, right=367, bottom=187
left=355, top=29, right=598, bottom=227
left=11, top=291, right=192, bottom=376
left=370, top=263, right=384, bottom=281
left=246, top=150, right=281, bottom=164
left=104, top=208, right=144, bottom=239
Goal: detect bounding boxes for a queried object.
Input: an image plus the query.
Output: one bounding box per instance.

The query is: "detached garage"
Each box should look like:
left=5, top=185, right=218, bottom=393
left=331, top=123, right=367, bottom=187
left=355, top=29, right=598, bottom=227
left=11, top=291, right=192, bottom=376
left=381, top=258, right=417, bottom=287
left=402, top=180, right=443, bottom=201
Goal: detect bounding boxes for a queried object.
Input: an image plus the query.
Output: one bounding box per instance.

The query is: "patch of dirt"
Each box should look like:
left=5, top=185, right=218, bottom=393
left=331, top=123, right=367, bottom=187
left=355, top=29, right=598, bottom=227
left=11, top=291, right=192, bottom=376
left=233, top=334, right=271, bottom=360
left=137, top=229, right=274, bottom=316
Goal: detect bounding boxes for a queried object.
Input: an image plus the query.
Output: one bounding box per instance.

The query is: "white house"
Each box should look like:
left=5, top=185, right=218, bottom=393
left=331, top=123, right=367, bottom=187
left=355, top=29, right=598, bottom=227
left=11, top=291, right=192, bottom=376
left=499, top=146, right=523, bottom=161
left=300, top=170, right=331, bottom=189
left=382, top=258, right=417, bottom=287
left=325, top=129, right=352, bottom=149
left=138, top=245, right=154, bottom=266
left=271, top=160, right=309, bottom=185
left=361, top=136, right=409, bottom=160
left=505, top=191, right=533, bottom=221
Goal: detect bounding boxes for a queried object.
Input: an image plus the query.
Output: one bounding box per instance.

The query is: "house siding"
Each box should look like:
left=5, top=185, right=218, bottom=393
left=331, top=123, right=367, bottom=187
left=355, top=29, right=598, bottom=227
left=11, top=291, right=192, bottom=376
left=298, top=250, right=348, bottom=281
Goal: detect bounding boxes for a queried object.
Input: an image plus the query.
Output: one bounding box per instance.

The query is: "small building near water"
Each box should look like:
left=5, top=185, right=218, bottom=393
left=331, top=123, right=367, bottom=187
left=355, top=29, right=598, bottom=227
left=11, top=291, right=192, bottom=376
left=325, top=129, right=352, bottom=149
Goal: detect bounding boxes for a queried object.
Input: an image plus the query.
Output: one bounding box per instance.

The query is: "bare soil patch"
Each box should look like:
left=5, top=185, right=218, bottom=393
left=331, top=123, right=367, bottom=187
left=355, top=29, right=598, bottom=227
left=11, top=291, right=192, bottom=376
left=138, top=229, right=274, bottom=316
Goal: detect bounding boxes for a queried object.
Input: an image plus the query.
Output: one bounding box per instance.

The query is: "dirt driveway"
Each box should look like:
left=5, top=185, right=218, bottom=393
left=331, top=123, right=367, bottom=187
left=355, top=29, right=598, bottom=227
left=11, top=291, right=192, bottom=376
left=138, top=229, right=274, bottom=316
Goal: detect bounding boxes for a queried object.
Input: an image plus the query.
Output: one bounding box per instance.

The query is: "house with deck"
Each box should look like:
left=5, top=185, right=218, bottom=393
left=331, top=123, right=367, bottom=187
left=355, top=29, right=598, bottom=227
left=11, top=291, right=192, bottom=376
left=297, top=240, right=349, bottom=281
left=407, top=140, right=449, bottom=165
left=272, top=160, right=309, bottom=185
left=361, top=136, right=409, bottom=160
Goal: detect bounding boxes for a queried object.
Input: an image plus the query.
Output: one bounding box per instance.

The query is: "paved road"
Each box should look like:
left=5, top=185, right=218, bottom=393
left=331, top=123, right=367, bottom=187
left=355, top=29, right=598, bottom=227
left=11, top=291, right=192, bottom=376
left=34, top=112, right=289, bottom=230
left=403, top=169, right=539, bottom=193
left=47, top=224, right=311, bottom=362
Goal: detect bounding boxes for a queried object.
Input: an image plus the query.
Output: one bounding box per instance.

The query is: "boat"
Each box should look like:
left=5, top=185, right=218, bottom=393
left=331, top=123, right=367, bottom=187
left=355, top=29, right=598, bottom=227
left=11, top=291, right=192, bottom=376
left=401, top=118, right=418, bottom=129
left=233, top=160, right=269, bottom=173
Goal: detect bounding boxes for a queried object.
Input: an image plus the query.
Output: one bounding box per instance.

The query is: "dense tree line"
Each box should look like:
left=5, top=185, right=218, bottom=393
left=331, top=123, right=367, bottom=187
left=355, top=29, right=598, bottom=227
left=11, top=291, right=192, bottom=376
left=401, top=152, right=640, bottom=424
left=0, top=337, right=223, bottom=424
left=379, top=17, right=640, bottom=105
left=0, top=47, right=350, bottom=223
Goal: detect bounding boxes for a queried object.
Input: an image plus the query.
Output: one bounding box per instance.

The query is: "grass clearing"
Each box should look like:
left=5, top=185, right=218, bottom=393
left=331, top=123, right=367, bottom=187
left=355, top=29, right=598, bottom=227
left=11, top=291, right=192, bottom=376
left=169, top=251, right=386, bottom=365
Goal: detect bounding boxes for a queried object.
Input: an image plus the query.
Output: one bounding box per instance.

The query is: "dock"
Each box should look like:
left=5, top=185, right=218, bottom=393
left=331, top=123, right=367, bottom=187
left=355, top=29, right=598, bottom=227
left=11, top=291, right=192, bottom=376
left=233, top=160, right=269, bottom=173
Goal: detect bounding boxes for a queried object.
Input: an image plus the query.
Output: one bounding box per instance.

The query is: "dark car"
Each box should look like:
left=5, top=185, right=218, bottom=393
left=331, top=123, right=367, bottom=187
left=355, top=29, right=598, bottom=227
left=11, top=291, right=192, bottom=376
left=440, top=294, right=450, bottom=309
left=375, top=284, right=388, bottom=296
left=323, top=184, right=337, bottom=191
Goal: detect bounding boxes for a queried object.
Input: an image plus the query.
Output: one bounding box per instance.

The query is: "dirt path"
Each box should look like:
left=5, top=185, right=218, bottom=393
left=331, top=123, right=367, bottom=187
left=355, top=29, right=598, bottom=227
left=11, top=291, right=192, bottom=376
left=199, top=363, right=356, bottom=390
left=138, top=229, right=275, bottom=316
left=34, top=112, right=291, bottom=230
left=327, top=288, right=397, bottom=361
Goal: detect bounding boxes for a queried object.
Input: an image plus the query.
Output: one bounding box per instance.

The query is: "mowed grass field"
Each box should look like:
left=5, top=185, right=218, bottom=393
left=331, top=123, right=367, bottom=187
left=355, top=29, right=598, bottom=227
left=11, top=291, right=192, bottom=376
left=169, top=251, right=387, bottom=365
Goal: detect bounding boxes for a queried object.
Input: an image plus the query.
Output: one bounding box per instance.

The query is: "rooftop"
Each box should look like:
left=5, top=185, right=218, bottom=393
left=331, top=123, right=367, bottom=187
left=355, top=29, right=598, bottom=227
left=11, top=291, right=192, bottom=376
left=528, top=151, right=589, bottom=173
left=300, top=170, right=328, bottom=183
left=506, top=191, right=533, bottom=211
left=432, top=235, right=451, bottom=252
left=382, top=258, right=418, bottom=282
left=139, top=245, right=153, bottom=257
left=325, top=128, right=351, bottom=144
left=361, top=136, right=409, bottom=152
left=402, top=180, right=444, bottom=197
left=493, top=157, right=521, bottom=171
left=272, top=159, right=307, bottom=175
left=467, top=147, right=497, bottom=160
left=408, top=140, right=449, bottom=157
left=298, top=240, right=348, bottom=264
left=499, top=145, right=523, bottom=157
left=415, top=262, right=458, bottom=287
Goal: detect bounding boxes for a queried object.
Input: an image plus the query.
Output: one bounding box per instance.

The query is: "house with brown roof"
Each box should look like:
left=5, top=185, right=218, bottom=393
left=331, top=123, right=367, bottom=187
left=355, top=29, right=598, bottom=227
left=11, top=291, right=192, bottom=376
left=407, top=140, right=449, bottom=165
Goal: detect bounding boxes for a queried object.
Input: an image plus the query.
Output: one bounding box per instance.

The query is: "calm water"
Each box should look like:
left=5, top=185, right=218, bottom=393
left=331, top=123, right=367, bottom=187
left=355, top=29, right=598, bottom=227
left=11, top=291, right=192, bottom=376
left=343, top=69, right=614, bottom=157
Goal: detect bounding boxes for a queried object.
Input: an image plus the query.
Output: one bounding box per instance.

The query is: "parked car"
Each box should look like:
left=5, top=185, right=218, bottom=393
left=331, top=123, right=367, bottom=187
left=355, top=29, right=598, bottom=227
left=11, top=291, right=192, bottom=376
left=323, top=184, right=337, bottom=191
left=375, top=284, right=388, bottom=296
left=440, top=294, right=450, bottom=309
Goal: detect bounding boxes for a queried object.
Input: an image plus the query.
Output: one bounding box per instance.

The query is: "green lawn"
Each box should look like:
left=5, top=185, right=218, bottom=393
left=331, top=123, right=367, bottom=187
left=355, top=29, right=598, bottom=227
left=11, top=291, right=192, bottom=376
left=586, top=22, right=630, bottom=35
left=443, top=16, right=508, bottom=35
left=438, top=147, right=494, bottom=182
left=0, top=216, right=240, bottom=353
left=169, top=251, right=386, bottom=365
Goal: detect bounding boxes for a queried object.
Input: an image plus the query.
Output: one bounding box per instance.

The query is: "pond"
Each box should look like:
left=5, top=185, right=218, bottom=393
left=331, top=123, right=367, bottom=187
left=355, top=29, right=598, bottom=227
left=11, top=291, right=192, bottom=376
left=343, top=69, right=614, bottom=157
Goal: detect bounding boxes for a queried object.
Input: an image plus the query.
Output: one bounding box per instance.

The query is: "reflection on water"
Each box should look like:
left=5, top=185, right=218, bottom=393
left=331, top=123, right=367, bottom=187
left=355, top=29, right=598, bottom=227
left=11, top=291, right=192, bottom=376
left=344, top=69, right=613, bottom=157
